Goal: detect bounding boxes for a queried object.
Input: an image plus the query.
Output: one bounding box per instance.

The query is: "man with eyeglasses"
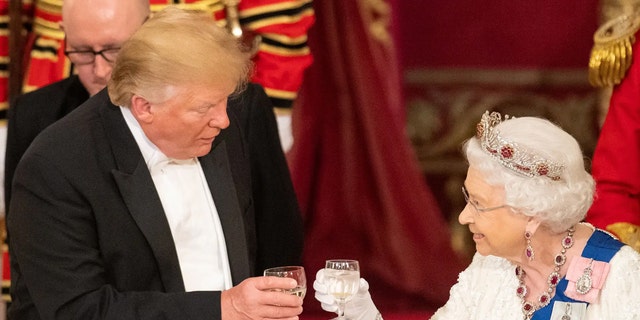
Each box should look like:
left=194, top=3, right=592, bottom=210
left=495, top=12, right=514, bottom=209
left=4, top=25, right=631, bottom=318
left=4, top=0, right=150, bottom=220
left=62, top=46, right=122, bottom=94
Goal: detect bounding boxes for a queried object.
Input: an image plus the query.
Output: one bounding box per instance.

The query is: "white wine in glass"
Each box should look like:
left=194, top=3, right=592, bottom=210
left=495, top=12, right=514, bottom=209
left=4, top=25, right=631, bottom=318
left=263, top=266, right=307, bottom=298
left=325, top=259, right=360, bottom=320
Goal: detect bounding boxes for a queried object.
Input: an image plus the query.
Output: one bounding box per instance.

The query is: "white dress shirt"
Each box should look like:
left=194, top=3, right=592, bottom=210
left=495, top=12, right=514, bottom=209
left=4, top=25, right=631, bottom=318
left=120, top=106, right=232, bottom=291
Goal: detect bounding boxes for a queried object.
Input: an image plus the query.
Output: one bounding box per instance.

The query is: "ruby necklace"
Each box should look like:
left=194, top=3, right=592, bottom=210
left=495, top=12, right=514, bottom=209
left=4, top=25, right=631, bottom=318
left=516, top=226, right=575, bottom=319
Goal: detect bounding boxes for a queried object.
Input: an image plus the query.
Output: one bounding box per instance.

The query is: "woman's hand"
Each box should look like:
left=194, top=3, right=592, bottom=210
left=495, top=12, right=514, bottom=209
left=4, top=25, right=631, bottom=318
left=313, top=269, right=381, bottom=320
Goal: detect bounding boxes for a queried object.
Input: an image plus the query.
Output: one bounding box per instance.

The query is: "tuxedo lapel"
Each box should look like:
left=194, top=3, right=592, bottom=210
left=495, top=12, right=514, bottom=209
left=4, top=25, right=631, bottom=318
left=99, top=96, right=185, bottom=292
left=112, top=165, right=186, bottom=292
left=200, top=141, right=251, bottom=284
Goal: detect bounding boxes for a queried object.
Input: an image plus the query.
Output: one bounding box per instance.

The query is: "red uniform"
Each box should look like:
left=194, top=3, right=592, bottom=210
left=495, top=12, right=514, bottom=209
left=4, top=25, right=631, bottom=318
left=587, top=18, right=640, bottom=252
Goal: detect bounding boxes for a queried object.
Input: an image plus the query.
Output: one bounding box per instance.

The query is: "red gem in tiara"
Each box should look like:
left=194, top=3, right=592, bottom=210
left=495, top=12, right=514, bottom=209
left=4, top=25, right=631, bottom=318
left=500, top=146, right=514, bottom=159
left=536, top=163, right=549, bottom=176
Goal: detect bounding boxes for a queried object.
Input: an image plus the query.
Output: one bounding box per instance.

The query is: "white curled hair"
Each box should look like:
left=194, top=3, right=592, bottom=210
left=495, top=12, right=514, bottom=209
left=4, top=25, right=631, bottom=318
left=463, top=116, right=594, bottom=233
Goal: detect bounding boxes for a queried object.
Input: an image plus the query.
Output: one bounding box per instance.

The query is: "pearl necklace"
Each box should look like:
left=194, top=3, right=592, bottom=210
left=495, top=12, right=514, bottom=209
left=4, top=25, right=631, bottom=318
left=516, top=227, right=575, bottom=319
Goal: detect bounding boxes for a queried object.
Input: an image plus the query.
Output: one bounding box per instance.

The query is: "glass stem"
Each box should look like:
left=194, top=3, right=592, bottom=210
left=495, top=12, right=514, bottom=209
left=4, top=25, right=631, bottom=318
left=337, top=298, right=346, bottom=318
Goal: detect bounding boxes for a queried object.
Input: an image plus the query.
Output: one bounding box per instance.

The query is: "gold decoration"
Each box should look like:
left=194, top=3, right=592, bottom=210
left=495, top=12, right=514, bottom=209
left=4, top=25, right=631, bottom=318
left=360, top=0, right=392, bottom=47
left=606, top=222, right=640, bottom=252
left=589, top=14, right=640, bottom=87
left=222, top=0, right=243, bottom=38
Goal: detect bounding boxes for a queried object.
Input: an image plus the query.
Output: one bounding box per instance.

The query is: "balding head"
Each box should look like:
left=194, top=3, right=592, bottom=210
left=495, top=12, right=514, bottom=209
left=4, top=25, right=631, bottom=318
left=62, top=0, right=150, bottom=96
left=62, top=0, right=150, bottom=29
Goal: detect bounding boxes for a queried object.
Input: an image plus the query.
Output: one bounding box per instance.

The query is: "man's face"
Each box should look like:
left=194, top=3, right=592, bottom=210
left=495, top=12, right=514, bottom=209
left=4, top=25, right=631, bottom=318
left=141, top=84, right=233, bottom=159
left=63, top=3, right=147, bottom=96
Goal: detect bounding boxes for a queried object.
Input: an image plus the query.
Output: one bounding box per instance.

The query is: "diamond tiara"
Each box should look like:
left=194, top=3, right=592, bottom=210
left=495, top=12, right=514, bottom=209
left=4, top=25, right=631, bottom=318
left=475, top=111, right=565, bottom=181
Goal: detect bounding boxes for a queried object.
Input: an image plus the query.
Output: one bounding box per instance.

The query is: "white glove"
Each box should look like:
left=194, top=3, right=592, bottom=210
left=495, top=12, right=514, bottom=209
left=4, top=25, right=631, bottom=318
left=313, top=269, right=381, bottom=320
left=276, top=113, right=293, bottom=153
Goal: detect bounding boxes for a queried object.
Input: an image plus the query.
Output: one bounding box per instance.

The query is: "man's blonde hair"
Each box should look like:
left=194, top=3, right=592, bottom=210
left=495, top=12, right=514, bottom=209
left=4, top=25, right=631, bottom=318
left=108, top=6, right=252, bottom=106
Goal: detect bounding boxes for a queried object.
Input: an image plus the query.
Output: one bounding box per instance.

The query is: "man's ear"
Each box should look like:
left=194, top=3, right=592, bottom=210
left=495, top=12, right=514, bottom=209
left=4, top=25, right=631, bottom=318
left=130, top=94, right=153, bottom=124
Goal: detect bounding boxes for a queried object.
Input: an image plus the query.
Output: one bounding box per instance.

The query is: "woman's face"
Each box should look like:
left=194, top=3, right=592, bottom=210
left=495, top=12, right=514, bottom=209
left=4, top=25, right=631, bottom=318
left=458, top=166, right=530, bottom=260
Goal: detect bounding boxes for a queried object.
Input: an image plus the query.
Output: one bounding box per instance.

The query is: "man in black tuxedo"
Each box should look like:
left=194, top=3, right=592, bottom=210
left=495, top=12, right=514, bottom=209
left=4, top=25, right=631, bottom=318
left=7, top=6, right=304, bottom=320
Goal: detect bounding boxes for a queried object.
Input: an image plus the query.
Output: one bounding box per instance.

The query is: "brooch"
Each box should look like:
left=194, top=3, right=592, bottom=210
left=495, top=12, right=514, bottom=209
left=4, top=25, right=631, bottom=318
left=564, top=257, right=610, bottom=303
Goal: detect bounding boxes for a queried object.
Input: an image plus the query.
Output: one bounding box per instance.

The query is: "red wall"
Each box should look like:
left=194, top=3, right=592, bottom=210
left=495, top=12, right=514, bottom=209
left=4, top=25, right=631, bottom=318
left=396, top=1, right=601, bottom=69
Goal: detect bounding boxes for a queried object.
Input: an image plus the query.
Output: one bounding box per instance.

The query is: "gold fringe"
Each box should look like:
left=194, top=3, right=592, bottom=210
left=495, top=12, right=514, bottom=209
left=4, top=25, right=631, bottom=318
left=264, top=87, right=297, bottom=100
left=274, top=107, right=292, bottom=116
left=589, top=14, right=640, bottom=87
left=606, top=222, right=640, bottom=252
left=150, top=0, right=224, bottom=14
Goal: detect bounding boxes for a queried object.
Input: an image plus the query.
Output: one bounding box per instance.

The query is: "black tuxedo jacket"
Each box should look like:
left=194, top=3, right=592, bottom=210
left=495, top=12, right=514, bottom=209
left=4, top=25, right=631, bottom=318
left=7, top=85, right=303, bottom=319
left=5, top=76, right=89, bottom=218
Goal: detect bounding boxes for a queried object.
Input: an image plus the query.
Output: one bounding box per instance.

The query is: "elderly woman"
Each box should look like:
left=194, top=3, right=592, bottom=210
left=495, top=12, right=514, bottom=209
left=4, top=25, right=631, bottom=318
left=314, top=111, right=640, bottom=319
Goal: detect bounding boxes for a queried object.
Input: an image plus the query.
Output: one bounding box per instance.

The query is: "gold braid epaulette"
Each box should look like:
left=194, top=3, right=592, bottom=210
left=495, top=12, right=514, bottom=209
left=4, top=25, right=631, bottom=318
left=606, top=222, right=640, bottom=252
left=588, top=14, right=640, bottom=87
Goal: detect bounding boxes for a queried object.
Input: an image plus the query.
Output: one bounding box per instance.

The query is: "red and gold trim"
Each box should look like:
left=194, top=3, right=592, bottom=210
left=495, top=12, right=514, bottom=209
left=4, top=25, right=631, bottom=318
left=150, top=0, right=225, bottom=17
left=0, top=7, right=8, bottom=112
left=238, top=0, right=314, bottom=108
left=1, top=243, right=9, bottom=303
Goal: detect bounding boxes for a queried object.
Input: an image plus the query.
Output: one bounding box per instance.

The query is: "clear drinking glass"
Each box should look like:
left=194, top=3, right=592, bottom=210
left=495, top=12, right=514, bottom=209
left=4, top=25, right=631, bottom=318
left=263, top=266, right=307, bottom=298
left=324, top=259, right=360, bottom=319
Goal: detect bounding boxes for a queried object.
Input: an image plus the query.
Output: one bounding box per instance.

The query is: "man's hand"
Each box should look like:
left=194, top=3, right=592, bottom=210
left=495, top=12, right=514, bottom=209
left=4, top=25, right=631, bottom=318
left=221, top=276, right=303, bottom=319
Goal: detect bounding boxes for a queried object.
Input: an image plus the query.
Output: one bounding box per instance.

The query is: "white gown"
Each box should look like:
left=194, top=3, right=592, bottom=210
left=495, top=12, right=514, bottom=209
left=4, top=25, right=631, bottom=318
left=431, top=242, right=640, bottom=319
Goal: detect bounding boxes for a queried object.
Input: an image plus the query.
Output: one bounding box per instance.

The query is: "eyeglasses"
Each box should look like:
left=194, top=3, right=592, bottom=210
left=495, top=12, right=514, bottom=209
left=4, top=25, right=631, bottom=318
left=64, top=47, right=121, bottom=65
left=461, top=186, right=508, bottom=213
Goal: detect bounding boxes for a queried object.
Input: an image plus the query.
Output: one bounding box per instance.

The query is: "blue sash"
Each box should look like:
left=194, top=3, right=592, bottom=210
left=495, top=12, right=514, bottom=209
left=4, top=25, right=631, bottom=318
left=530, top=229, right=624, bottom=319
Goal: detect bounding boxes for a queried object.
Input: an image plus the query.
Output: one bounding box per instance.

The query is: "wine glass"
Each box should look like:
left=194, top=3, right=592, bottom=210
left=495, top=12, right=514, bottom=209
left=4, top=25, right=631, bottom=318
left=263, top=266, right=307, bottom=298
left=324, top=259, right=360, bottom=319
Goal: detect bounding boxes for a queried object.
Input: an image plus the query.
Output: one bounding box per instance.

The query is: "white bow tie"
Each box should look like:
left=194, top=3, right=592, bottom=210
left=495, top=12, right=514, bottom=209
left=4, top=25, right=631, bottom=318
left=149, top=157, right=196, bottom=175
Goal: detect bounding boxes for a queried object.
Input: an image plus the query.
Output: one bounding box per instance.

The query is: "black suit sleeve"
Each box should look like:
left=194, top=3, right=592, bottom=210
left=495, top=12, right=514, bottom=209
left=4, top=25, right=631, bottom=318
left=4, top=77, right=88, bottom=224
left=230, top=84, right=304, bottom=273
left=4, top=95, right=35, bottom=225
left=5, top=99, right=19, bottom=222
